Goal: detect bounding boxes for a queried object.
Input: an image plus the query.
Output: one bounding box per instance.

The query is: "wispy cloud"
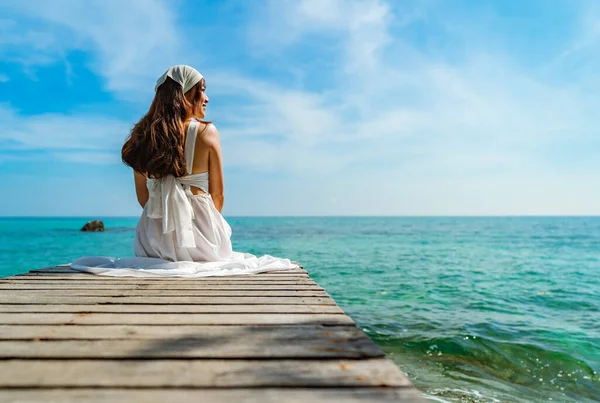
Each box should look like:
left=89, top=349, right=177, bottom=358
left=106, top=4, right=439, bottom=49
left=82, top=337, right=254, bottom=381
left=218, top=0, right=600, bottom=178
left=0, top=105, right=129, bottom=156
left=0, top=0, right=182, bottom=98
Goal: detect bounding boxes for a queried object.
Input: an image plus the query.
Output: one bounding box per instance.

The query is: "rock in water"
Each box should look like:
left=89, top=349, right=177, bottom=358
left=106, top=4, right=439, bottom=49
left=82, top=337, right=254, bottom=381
left=81, top=220, right=105, bottom=232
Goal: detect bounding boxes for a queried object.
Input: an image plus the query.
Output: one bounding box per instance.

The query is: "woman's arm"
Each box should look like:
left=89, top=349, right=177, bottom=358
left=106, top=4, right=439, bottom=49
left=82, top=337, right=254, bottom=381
left=133, top=171, right=149, bottom=208
left=204, top=124, right=225, bottom=212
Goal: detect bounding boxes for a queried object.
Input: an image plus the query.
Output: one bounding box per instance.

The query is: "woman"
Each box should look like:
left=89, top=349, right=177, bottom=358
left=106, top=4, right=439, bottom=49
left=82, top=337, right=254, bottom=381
left=71, top=65, right=297, bottom=277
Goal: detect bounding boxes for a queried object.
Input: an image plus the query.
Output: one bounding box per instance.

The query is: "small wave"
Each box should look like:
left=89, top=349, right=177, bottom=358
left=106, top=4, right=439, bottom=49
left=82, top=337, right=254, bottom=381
left=368, top=330, right=599, bottom=402
left=424, top=388, right=501, bottom=403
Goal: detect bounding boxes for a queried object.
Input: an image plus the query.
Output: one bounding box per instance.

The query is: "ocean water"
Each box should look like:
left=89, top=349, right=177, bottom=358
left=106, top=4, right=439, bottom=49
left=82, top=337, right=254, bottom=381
left=0, top=216, right=598, bottom=402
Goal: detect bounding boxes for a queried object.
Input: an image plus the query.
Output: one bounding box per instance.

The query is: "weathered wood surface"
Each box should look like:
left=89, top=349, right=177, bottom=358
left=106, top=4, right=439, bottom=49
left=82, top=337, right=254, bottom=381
left=0, top=266, right=424, bottom=402
left=0, top=358, right=408, bottom=387
left=0, top=289, right=330, bottom=297
left=0, top=312, right=354, bottom=325
left=0, top=388, right=425, bottom=403
left=0, top=295, right=335, bottom=305
left=0, top=325, right=384, bottom=358
left=0, top=303, right=344, bottom=313
left=0, top=283, right=324, bottom=290
left=0, top=323, right=372, bottom=341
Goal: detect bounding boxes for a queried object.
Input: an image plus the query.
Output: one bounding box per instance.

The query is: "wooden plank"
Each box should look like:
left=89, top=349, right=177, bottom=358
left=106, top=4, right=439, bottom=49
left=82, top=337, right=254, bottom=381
left=0, top=304, right=344, bottom=313
left=0, top=283, right=322, bottom=290
left=0, top=358, right=410, bottom=387
left=0, top=290, right=329, bottom=297
left=1, top=289, right=328, bottom=297
left=0, top=328, right=384, bottom=359
left=0, top=339, right=380, bottom=359
left=0, top=312, right=353, bottom=325
left=0, top=324, right=360, bottom=340
left=0, top=296, right=335, bottom=305
left=0, top=388, right=425, bottom=403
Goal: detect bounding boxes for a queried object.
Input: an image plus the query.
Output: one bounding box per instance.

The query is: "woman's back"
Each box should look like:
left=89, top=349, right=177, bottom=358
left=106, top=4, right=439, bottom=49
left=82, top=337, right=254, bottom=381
left=183, top=119, right=224, bottom=207
left=181, top=119, right=209, bottom=196
left=185, top=119, right=209, bottom=177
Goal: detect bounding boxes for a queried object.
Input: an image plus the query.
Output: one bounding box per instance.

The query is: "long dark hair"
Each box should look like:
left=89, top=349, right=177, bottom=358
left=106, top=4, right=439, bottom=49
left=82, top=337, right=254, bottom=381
left=122, top=77, right=204, bottom=178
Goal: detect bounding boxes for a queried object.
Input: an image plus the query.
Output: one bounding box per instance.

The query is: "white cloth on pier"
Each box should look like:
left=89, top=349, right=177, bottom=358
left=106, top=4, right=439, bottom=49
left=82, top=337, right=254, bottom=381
left=70, top=119, right=298, bottom=277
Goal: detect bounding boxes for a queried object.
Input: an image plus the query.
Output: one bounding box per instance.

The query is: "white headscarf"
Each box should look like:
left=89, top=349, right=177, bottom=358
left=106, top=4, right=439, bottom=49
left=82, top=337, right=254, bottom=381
left=155, top=65, right=203, bottom=94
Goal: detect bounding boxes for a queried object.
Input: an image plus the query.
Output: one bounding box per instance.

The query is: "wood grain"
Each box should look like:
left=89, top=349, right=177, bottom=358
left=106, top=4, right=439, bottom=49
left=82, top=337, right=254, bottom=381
left=0, top=358, right=410, bottom=388
left=0, top=295, right=335, bottom=305
left=0, top=265, right=424, bottom=402
left=0, top=388, right=424, bottom=403
left=0, top=312, right=354, bottom=325
left=0, top=304, right=344, bottom=314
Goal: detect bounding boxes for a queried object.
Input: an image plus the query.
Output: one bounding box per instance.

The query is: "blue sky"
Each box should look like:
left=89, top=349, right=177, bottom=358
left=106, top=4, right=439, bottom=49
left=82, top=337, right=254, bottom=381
left=1, top=0, right=600, bottom=216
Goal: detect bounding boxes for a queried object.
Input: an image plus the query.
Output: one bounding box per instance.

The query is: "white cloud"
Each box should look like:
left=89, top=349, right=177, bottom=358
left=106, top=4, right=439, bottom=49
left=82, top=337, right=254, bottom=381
left=207, top=0, right=600, bottom=214
left=0, top=0, right=182, bottom=98
left=0, top=105, right=130, bottom=153
left=209, top=56, right=598, bottom=174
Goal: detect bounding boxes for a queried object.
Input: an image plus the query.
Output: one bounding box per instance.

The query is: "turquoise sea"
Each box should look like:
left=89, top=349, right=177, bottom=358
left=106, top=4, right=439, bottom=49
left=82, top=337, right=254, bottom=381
left=0, top=216, right=598, bottom=402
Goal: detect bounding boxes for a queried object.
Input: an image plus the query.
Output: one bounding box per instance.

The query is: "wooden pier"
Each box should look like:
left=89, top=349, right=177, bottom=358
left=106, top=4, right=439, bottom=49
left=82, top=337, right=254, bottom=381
left=0, top=265, right=424, bottom=402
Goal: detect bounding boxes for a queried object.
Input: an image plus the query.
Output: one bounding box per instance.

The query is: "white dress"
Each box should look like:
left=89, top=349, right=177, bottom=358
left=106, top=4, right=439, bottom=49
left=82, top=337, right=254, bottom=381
left=71, top=119, right=298, bottom=277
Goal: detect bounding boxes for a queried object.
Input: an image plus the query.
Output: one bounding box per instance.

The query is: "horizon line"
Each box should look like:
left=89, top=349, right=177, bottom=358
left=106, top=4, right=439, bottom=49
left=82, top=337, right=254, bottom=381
left=2, top=215, right=600, bottom=219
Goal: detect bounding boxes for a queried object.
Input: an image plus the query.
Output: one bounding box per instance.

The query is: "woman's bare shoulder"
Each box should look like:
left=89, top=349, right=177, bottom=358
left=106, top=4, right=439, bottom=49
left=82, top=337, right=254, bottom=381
left=197, top=122, right=219, bottom=147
